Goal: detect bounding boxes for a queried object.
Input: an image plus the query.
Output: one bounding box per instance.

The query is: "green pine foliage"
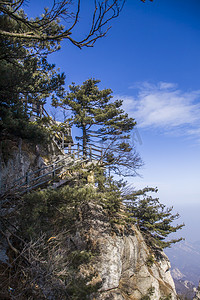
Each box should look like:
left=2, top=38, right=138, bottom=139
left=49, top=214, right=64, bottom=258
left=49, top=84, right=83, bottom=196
left=20, top=184, right=99, bottom=238
left=60, top=78, right=142, bottom=176
left=0, top=7, right=65, bottom=142
left=20, top=170, right=184, bottom=252
left=0, top=53, right=65, bottom=141
left=16, top=176, right=184, bottom=299
left=20, top=175, right=124, bottom=238
left=61, top=78, right=135, bottom=147
left=141, top=286, right=155, bottom=300
left=123, top=187, right=184, bottom=250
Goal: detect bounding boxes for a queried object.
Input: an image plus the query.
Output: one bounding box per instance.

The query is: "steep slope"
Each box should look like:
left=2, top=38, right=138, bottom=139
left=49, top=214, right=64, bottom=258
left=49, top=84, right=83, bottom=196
left=194, top=282, right=200, bottom=300
left=67, top=201, right=177, bottom=299
left=0, top=136, right=64, bottom=195
left=0, top=139, right=178, bottom=299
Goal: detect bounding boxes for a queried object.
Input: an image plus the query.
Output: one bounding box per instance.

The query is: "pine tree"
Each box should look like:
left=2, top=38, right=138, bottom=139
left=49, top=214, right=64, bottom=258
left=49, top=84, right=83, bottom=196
left=61, top=78, right=142, bottom=176
left=124, top=187, right=184, bottom=250
left=0, top=13, right=66, bottom=139
left=0, top=54, right=65, bottom=139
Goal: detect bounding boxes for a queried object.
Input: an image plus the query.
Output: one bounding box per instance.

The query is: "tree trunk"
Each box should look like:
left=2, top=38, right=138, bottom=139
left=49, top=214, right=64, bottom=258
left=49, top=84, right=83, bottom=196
left=82, top=126, right=87, bottom=158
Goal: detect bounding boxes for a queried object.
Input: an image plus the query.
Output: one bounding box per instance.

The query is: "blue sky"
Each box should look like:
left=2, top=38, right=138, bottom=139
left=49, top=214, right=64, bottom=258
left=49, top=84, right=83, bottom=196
left=26, top=0, right=200, bottom=242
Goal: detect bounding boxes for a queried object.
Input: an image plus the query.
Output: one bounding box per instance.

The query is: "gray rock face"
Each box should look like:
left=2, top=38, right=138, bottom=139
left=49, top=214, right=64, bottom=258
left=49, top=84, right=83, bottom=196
left=194, top=282, right=200, bottom=300
left=1, top=139, right=41, bottom=194
left=96, top=231, right=177, bottom=299
left=0, top=138, right=64, bottom=195
left=75, top=202, right=177, bottom=300
left=0, top=138, right=64, bottom=267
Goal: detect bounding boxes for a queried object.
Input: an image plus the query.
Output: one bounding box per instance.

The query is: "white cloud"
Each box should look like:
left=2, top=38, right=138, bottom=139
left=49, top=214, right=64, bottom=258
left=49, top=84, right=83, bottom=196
left=158, top=82, right=177, bottom=90
left=117, top=82, right=200, bottom=138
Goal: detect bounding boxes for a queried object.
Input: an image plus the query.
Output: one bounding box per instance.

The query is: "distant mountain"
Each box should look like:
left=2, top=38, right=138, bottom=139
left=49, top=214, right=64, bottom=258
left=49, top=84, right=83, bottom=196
left=171, top=268, right=186, bottom=280
left=173, top=278, right=196, bottom=300
left=165, top=240, right=200, bottom=286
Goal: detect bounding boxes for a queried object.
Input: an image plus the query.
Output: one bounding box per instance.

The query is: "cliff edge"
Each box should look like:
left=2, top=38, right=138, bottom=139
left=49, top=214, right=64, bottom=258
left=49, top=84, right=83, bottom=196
left=0, top=139, right=177, bottom=299
left=70, top=201, right=177, bottom=300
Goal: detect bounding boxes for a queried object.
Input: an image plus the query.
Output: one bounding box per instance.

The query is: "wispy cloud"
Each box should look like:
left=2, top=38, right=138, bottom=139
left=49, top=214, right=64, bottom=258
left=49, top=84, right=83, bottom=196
left=117, top=82, right=200, bottom=138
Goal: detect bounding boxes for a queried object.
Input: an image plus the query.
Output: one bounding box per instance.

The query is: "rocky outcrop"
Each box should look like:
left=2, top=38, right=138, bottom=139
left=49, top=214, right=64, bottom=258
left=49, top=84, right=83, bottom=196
left=0, top=137, right=63, bottom=195
left=71, top=201, right=177, bottom=300
left=0, top=138, right=64, bottom=269
left=194, top=282, right=200, bottom=300
left=0, top=139, right=178, bottom=299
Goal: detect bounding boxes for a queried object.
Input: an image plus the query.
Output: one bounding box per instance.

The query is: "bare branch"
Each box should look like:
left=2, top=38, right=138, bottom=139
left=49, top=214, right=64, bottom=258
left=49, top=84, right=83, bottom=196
left=0, top=0, right=126, bottom=48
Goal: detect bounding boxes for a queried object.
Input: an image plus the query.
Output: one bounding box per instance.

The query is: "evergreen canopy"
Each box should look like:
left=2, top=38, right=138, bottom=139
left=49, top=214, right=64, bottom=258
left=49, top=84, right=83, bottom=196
left=0, top=3, right=66, bottom=139
left=124, top=187, right=184, bottom=250
left=0, top=32, right=65, bottom=139
left=61, top=78, right=142, bottom=176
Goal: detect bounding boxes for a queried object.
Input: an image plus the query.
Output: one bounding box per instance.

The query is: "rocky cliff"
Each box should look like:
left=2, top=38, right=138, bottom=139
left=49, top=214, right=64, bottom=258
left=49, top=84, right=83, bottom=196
left=194, top=282, right=200, bottom=300
left=70, top=201, right=177, bottom=300
left=0, top=139, right=178, bottom=299
left=0, top=137, right=63, bottom=195
left=0, top=137, right=64, bottom=274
